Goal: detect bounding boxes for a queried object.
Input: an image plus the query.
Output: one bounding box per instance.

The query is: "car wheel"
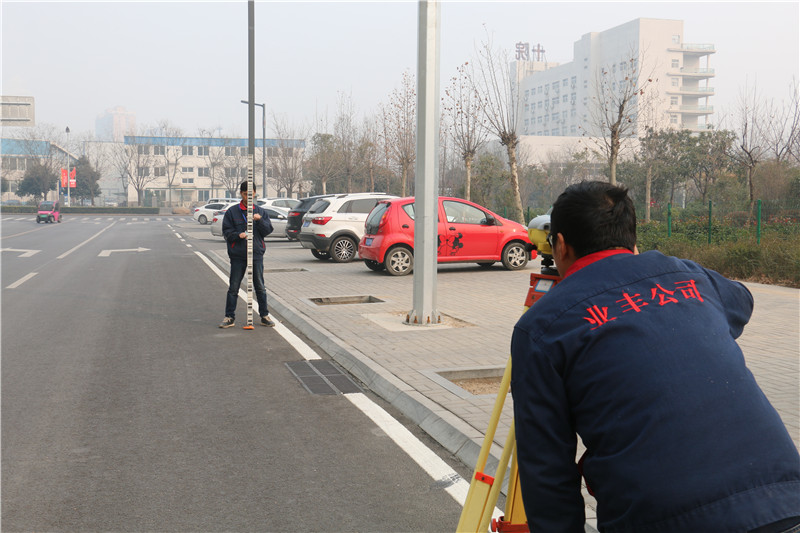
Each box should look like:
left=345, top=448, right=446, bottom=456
left=501, top=242, right=529, bottom=270
left=478, top=262, right=495, bottom=268
left=36, top=219, right=40, bottom=223
left=385, top=246, right=413, bottom=276
left=330, top=236, right=356, bottom=263
left=311, top=249, right=330, bottom=260
left=364, top=260, right=385, bottom=272
left=198, top=214, right=207, bottom=224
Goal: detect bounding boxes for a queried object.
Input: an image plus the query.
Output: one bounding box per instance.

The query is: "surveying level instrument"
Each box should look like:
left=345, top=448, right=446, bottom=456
left=456, top=215, right=561, bottom=533
left=243, top=165, right=255, bottom=330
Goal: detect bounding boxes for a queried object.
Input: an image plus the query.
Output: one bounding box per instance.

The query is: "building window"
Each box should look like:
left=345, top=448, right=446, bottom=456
left=197, top=146, right=209, bottom=156
left=562, top=79, right=568, bottom=87
left=182, top=178, right=194, bottom=184
left=198, top=190, right=210, bottom=202
left=137, top=145, right=150, bottom=155
left=538, top=101, right=543, bottom=109
left=181, top=167, right=194, bottom=173
left=670, top=96, right=679, bottom=106
left=153, top=146, right=165, bottom=156
left=670, top=115, right=679, bottom=124
left=198, top=167, right=210, bottom=177
left=241, top=147, right=249, bottom=156
left=584, top=79, right=588, bottom=89
left=224, top=147, right=237, bottom=156
left=672, top=34, right=680, bottom=44
left=225, top=167, right=239, bottom=178
left=671, top=59, right=680, bottom=69
left=137, top=167, right=150, bottom=177
left=154, top=166, right=166, bottom=177
left=552, top=97, right=558, bottom=106
left=562, top=94, right=568, bottom=103
left=672, top=78, right=680, bottom=87
left=182, top=146, right=194, bottom=156
left=267, top=147, right=278, bottom=157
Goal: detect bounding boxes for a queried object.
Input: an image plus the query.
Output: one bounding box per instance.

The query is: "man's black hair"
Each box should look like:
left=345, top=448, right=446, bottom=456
left=550, top=180, right=636, bottom=258
left=240, top=181, right=256, bottom=193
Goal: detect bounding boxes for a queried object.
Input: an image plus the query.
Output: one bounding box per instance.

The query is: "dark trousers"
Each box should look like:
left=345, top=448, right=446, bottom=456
left=225, top=258, right=268, bottom=319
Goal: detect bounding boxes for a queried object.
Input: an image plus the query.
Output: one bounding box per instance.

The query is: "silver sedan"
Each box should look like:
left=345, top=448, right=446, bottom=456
left=210, top=205, right=290, bottom=239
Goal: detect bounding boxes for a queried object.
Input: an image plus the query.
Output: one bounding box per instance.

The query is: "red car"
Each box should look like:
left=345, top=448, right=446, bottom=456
left=358, top=196, right=535, bottom=275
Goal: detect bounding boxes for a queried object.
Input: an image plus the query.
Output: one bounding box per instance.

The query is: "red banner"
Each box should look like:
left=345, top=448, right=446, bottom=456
left=69, top=167, right=76, bottom=188
left=61, top=168, right=68, bottom=187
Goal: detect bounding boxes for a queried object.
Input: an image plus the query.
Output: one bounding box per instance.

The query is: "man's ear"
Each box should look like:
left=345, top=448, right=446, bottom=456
left=554, top=233, right=577, bottom=276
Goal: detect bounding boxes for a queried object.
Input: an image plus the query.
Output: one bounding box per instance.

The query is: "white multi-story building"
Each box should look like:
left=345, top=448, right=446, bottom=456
left=515, top=18, right=714, bottom=138
left=121, top=135, right=306, bottom=206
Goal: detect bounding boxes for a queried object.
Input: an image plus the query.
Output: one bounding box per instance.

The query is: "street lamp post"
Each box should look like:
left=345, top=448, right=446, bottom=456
left=241, top=100, right=266, bottom=194
left=65, top=126, right=71, bottom=206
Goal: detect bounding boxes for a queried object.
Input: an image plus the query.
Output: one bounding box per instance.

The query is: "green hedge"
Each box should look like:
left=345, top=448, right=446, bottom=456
left=1, top=206, right=160, bottom=215
left=638, top=221, right=800, bottom=288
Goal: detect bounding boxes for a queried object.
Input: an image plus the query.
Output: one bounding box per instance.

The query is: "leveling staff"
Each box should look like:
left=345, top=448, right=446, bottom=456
left=219, top=181, right=275, bottom=328
left=511, top=181, right=800, bottom=532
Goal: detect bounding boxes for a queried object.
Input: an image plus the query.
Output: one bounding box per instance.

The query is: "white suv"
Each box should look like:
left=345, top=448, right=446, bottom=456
left=298, top=192, right=397, bottom=262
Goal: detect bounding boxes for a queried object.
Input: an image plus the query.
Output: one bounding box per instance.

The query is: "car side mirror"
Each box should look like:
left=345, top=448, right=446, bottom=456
left=483, top=214, right=496, bottom=225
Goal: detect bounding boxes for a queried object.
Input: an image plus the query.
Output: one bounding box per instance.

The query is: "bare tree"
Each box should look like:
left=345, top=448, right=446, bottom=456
left=586, top=47, right=656, bottom=185
left=444, top=62, right=487, bottom=201
left=729, top=83, right=767, bottom=211
left=763, top=80, right=800, bottom=163
left=271, top=114, right=307, bottom=197
left=334, top=92, right=364, bottom=193
left=381, top=70, right=416, bottom=196
left=154, top=120, right=184, bottom=206
left=198, top=127, right=228, bottom=198
left=112, top=131, right=156, bottom=206
left=470, top=33, right=524, bottom=222
left=220, top=139, right=248, bottom=197
left=359, top=116, right=383, bottom=192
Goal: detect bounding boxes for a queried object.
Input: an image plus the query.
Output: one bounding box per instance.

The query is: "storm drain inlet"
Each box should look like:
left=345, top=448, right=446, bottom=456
left=286, top=360, right=363, bottom=395
left=309, top=295, right=384, bottom=306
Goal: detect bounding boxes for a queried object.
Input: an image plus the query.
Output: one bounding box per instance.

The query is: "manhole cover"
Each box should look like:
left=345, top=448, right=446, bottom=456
left=309, top=295, right=384, bottom=306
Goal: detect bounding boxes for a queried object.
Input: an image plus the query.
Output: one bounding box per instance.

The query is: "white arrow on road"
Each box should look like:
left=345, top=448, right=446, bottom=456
left=98, top=247, right=150, bottom=257
left=1, top=248, right=41, bottom=258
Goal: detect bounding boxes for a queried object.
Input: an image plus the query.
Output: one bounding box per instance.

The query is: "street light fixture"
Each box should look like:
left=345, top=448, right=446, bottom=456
left=241, top=100, right=266, bottom=195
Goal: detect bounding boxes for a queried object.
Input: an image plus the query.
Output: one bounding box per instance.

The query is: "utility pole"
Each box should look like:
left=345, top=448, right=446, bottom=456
left=406, top=0, right=441, bottom=327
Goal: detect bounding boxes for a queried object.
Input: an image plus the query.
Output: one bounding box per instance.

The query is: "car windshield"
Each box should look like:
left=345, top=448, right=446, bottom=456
left=39, top=202, right=54, bottom=210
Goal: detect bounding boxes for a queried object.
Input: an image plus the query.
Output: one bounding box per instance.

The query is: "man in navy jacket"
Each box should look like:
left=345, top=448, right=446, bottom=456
left=511, top=181, right=799, bottom=532
left=219, top=181, right=274, bottom=328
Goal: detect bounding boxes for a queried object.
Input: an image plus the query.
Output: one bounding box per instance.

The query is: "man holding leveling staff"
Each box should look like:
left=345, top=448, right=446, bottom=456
left=511, top=181, right=799, bottom=532
left=219, top=181, right=275, bottom=328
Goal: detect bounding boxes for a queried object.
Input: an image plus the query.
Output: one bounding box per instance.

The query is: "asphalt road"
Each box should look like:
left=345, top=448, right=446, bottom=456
left=1, top=215, right=468, bottom=532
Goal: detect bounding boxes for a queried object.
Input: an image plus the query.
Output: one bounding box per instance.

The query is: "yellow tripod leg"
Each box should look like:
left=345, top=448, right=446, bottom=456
left=456, top=356, right=512, bottom=533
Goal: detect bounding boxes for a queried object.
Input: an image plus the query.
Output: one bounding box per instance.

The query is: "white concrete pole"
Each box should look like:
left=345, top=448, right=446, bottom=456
left=406, top=0, right=441, bottom=327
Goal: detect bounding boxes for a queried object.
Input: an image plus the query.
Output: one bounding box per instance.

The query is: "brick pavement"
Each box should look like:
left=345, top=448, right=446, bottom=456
left=209, top=241, right=799, bottom=528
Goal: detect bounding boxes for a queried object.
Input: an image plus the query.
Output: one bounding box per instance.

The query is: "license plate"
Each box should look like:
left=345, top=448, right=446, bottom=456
left=364, top=237, right=373, bottom=246
left=303, top=220, right=310, bottom=227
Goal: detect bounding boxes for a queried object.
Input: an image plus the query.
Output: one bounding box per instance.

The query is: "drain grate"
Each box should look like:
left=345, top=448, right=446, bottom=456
left=286, top=360, right=363, bottom=395
left=309, top=295, right=384, bottom=306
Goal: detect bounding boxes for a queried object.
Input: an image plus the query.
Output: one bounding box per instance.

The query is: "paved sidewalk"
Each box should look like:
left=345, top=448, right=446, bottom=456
left=210, top=244, right=799, bottom=529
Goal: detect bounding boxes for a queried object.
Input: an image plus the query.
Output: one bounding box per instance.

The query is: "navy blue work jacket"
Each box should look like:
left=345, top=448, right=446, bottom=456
left=511, top=250, right=800, bottom=532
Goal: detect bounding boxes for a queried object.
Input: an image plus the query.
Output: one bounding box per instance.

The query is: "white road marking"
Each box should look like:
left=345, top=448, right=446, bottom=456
left=98, top=247, right=150, bottom=257
left=194, top=251, right=321, bottom=360
left=0, top=248, right=41, bottom=257
left=57, top=222, right=117, bottom=259
left=6, top=272, right=38, bottom=289
left=194, top=250, right=496, bottom=512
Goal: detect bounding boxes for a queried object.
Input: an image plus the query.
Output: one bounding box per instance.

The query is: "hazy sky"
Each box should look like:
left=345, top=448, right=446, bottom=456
left=2, top=1, right=798, bottom=139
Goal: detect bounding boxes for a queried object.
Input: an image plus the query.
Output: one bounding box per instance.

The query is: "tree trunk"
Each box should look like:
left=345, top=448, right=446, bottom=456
left=401, top=165, right=408, bottom=197
left=645, top=164, right=652, bottom=222
left=321, top=178, right=327, bottom=195
left=505, top=143, right=524, bottom=224
left=464, top=154, right=473, bottom=201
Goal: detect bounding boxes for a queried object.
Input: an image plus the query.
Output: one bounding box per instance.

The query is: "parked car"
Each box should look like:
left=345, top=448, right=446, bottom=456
left=193, top=200, right=237, bottom=224
left=298, top=192, right=398, bottom=263
left=286, top=194, right=334, bottom=241
left=36, top=200, right=61, bottom=223
left=358, top=197, right=534, bottom=276
left=210, top=205, right=290, bottom=239
left=258, top=197, right=300, bottom=209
